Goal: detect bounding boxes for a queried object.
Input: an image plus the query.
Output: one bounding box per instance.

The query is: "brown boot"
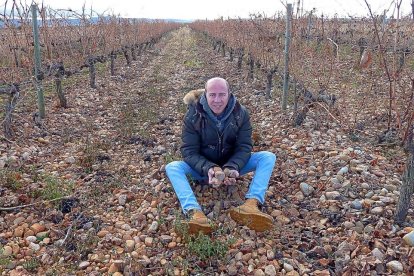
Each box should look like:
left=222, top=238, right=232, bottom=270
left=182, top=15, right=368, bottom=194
left=186, top=209, right=213, bottom=235
left=229, top=199, right=273, bottom=232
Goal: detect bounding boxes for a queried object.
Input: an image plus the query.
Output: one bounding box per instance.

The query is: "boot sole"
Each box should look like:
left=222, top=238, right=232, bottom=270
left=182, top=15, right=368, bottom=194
left=187, top=221, right=213, bottom=235
left=229, top=208, right=273, bottom=232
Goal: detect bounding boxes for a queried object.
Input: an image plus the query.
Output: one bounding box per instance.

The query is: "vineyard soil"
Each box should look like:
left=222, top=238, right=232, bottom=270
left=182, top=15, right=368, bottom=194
left=0, top=26, right=412, bottom=275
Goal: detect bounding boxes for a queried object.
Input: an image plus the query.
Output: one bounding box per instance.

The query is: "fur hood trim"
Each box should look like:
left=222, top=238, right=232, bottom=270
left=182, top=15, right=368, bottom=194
left=183, top=89, right=204, bottom=104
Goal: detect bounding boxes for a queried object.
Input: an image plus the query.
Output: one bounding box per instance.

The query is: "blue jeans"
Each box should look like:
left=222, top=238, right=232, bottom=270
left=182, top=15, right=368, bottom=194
left=165, top=151, right=276, bottom=213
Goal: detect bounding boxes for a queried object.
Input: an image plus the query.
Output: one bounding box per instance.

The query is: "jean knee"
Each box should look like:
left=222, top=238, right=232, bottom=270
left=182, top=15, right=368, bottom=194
left=165, top=161, right=182, bottom=174
left=263, top=151, right=276, bottom=164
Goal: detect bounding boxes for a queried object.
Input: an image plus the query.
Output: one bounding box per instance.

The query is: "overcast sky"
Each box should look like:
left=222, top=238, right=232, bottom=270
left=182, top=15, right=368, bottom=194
left=6, top=0, right=414, bottom=20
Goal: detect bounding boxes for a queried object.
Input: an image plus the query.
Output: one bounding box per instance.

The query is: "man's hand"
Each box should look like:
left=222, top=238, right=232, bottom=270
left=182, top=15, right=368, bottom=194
left=208, top=167, right=225, bottom=188
left=223, top=168, right=239, bottom=185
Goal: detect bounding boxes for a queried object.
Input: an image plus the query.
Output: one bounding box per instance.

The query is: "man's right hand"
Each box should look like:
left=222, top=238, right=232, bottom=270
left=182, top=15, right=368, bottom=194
left=208, top=167, right=225, bottom=188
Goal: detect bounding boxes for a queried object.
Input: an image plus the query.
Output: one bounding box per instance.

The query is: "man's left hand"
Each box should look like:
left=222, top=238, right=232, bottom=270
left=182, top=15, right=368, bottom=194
left=223, top=168, right=239, bottom=185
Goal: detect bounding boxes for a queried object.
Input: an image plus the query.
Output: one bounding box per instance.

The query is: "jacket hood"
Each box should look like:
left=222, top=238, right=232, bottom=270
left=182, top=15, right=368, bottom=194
left=183, top=89, right=204, bottom=104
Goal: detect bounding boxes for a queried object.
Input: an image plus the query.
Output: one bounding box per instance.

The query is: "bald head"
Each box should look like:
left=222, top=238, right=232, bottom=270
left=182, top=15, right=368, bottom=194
left=205, top=77, right=230, bottom=115
left=205, top=77, right=229, bottom=93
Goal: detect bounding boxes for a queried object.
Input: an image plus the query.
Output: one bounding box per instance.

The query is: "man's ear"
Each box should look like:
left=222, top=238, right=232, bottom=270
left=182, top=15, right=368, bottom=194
left=225, top=79, right=230, bottom=93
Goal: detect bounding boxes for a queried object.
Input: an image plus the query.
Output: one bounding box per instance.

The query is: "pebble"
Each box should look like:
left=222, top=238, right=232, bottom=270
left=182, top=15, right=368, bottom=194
left=2, top=245, right=13, bottom=256
left=403, top=230, right=414, bottom=246
left=350, top=200, right=362, bottom=210
left=29, top=242, right=40, bottom=251
left=121, top=223, right=131, bottom=231
left=254, top=269, right=265, bottom=276
left=13, top=217, right=25, bottom=226
left=108, top=263, right=119, bottom=273
left=371, top=207, right=384, bottom=215
left=283, top=263, right=294, bottom=272
left=13, top=227, right=24, bottom=238
left=371, top=248, right=384, bottom=261
left=41, top=253, right=52, bottom=264
left=26, top=236, right=37, bottom=243
left=66, top=156, right=76, bottom=164
left=144, top=237, right=153, bottom=246
left=36, top=231, right=49, bottom=239
left=160, top=234, right=173, bottom=243
left=299, top=182, right=314, bottom=196
left=227, top=264, right=238, bottom=275
left=325, top=191, right=340, bottom=200
left=276, top=215, right=291, bottom=224
left=365, top=191, right=374, bottom=198
left=30, top=223, right=46, bottom=234
left=140, top=255, right=151, bottom=266
left=343, top=221, right=355, bottom=229
left=386, top=260, right=403, bottom=272
left=331, top=178, right=341, bottom=189
left=235, top=251, right=243, bottom=261
left=148, top=221, right=159, bottom=232
left=125, top=240, right=135, bottom=252
left=294, top=191, right=304, bottom=201
left=337, top=166, right=349, bottom=175
left=97, top=230, right=109, bottom=238
left=118, top=194, right=127, bottom=206
left=78, top=261, right=90, bottom=269
left=361, top=183, right=370, bottom=189
left=131, top=251, right=139, bottom=259
left=266, top=249, right=275, bottom=260
left=264, top=264, right=276, bottom=276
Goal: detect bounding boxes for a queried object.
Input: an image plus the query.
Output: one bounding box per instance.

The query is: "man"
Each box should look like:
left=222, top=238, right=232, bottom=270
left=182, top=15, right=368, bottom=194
left=165, top=77, right=276, bottom=234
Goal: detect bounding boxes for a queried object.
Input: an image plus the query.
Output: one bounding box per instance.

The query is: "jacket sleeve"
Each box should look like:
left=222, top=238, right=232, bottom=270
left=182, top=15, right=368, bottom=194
left=180, top=108, right=217, bottom=176
left=223, top=108, right=253, bottom=171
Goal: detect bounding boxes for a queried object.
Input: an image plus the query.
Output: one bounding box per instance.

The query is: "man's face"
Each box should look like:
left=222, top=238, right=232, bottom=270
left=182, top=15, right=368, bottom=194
left=206, top=80, right=229, bottom=115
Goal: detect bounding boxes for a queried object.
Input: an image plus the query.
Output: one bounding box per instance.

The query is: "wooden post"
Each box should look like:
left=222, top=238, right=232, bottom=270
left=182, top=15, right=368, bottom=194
left=31, top=4, right=45, bottom=118
left=110, top=51, right=116, bottom=76
left=306, top=9, right=313, bottom=40
left=281, top=4, right=292, bottom=110
left=87, top=56, right=97, bottom=89
left=54, top=63, right=67, bottom=108
left=412, top=0, right=414, bottom=20
left=382, top=9, right=387, bottom=31
left=395, top=124, right=414, bottom=225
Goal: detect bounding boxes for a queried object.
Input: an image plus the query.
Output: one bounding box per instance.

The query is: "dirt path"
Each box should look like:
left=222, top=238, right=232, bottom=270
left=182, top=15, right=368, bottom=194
left=1, top=26, right=411, bottom=275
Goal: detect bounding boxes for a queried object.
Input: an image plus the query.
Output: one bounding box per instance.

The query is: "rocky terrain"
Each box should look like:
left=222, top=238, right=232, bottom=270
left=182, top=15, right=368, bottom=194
left=0, top=26, right=413, bottom=275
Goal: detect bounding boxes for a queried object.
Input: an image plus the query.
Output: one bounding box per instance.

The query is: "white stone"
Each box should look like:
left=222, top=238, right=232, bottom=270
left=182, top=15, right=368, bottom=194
left=386, top=260, right=403, bottom=272
left=300, top=182, right=314, bottom=196
left=66, top=156, right=76, bottom=164
left=29, top=242, right=40, bottom=251
left=283, top=263, right=294, bottom=272
left=338, top=166, right=349, bottom=175
left=254, top=269, right=265, bottom=276
left=26, top=236, right=37, bottom=243
left=403, top=230, right=414, bottom=246
left=371, top=248, right=384, bottom=261
left=325, top=191, right=340, bottom=200
left=118, top=194, right=127, bottom=206
left=78, top=261, right=90, bottom=269
left=371, top=207, right=384, bottom=215
left=22, top=152, right=30, bottom=160
left=264, top=264, right=276, bottom=276
left=148, top=221, right=159, bottom=232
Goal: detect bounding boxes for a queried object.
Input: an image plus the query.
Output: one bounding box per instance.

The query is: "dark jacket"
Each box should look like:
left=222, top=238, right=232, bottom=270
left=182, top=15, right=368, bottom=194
left=180, top=90, right=252, bottom=176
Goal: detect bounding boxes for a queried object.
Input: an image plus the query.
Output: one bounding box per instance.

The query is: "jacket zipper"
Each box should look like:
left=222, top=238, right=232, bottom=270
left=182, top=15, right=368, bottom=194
left=217, top=121, right=233, bottom=158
